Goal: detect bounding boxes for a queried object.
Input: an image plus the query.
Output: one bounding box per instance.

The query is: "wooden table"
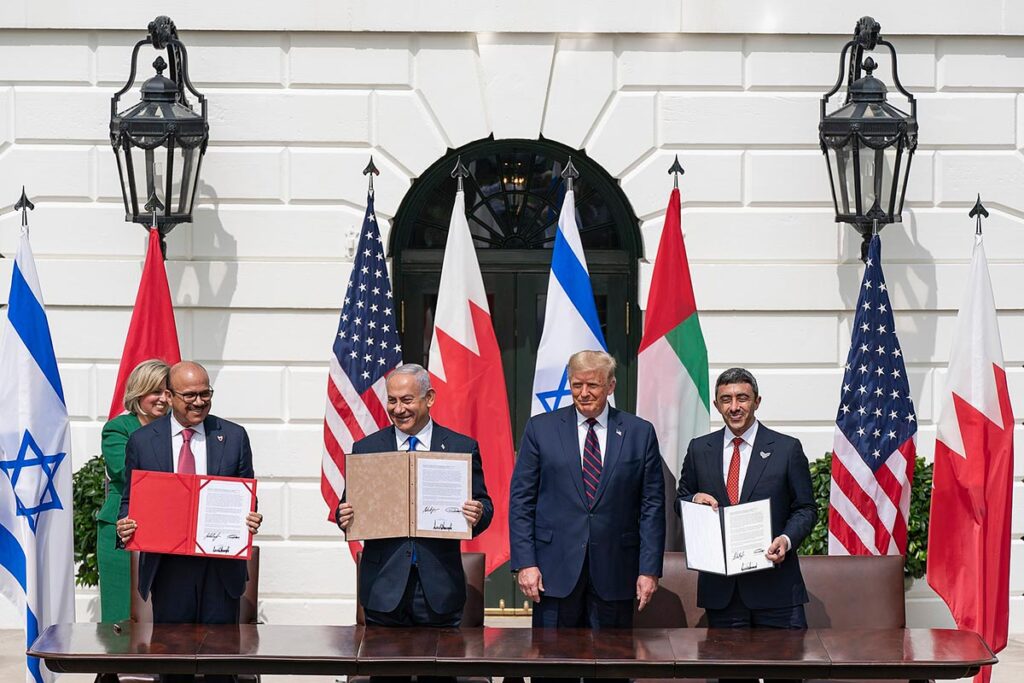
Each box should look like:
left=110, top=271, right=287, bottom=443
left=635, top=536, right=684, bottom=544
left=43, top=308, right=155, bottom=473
left=29, top=624, right=996, bottom=680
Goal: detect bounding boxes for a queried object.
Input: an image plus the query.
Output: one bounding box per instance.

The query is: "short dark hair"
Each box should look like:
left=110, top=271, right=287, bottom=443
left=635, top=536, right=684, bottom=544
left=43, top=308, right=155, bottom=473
left=715, top=367, right=759, bottom=397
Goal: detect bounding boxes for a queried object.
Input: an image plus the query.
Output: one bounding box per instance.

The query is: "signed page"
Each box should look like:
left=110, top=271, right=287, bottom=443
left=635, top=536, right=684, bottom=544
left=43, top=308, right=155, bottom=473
left=413, top=452, right=471, bottom=540
left=194, top=478, right=255, bottom=558
left=680, top=500, right=727, bottom=575
left=345, top=451, right=410, bottom=541
left=722, top=498, right=773, bottom=575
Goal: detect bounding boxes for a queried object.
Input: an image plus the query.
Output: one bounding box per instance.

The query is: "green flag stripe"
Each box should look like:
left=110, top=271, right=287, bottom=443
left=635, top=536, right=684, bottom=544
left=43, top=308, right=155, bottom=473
left=664, top=313, right=710, bottom=409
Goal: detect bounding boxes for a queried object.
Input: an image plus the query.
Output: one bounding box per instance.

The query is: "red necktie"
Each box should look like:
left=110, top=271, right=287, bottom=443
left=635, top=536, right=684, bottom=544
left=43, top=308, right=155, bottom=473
left=726, top=436, right=742, bottom=505
left=178, top=427, right=196, bottom=475
left=582, top=418, right=602, bottom=506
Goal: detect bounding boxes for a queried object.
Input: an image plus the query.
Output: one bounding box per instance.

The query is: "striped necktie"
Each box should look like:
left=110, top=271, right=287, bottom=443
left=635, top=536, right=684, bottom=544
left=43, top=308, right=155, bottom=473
left=582, top=418, right=602, bottom=506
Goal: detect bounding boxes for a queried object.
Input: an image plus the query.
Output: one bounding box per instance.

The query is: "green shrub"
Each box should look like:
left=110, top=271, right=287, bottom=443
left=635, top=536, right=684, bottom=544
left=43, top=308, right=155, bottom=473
left=71, top=455, right=106, bottom=588
left=798, top=453, right=933, bottom=580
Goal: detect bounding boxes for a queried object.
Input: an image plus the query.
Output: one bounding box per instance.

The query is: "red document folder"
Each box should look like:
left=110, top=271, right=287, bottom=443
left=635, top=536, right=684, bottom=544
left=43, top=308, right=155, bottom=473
left=126, top=471, right=257, bottom=560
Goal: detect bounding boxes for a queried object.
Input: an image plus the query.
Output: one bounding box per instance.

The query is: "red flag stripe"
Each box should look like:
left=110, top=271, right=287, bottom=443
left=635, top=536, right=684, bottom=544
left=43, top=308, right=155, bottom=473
left=828, top=503, right=875, bottom=556
left=831, top=451, right=892, bottom=554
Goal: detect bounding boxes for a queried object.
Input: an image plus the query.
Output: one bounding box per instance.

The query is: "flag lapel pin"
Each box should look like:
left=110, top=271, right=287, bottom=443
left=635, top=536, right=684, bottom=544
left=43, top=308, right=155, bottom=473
left=759, top=450, right=771, bottom=459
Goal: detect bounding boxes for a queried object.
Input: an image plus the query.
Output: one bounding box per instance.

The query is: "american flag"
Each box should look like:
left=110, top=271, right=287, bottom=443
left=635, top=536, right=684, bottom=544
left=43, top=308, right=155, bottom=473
left=828, top=235, right=917, bottom=556
left=321, top=192, right=403, bottom=534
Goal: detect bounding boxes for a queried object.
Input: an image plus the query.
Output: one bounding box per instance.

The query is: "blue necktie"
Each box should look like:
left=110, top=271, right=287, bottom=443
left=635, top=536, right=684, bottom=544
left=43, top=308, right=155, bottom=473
left=407, top=435, right=419, bottom=564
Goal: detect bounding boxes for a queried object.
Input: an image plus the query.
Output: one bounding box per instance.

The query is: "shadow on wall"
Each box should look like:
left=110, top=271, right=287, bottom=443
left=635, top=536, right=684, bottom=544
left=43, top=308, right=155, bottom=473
left=166, top=181, right=238, bottom=371
left=835, top=213, right=938, bottom=413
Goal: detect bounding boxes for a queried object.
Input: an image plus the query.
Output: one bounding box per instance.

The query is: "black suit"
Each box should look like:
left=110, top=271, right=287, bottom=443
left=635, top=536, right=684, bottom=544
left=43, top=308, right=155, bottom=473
left=352, top=422, right=493, bottom=619
left=120, top=414, right=254, bottom=683
left=675, top=424, right=816, bottom=612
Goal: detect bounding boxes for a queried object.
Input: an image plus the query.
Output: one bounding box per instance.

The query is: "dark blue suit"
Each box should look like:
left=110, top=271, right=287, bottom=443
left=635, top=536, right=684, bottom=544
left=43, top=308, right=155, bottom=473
left=509, top=406, right=666, bottom=607
left=119, top=414, right=253, bottom=622
left=675, top=424, right=816, bottom=612
left=353, top=423, right=493, bottom=619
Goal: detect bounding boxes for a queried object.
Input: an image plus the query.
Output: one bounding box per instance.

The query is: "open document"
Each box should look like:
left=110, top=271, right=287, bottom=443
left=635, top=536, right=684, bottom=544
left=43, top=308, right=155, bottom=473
left=127, top=471, right=256, bottom=560
left=680, top=498, right=774, bottom=576
left=345, top=450, right=472, bottom=541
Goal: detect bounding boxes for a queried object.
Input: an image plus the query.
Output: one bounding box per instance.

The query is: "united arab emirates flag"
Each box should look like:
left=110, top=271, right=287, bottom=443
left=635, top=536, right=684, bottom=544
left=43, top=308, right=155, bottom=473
left=636, top=187, right=709, bottom=482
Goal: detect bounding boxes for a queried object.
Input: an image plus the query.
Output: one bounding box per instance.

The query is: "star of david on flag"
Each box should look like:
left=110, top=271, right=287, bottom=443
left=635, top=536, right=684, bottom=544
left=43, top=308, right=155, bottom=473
left=0, top=431, right=67, bottom=533
left=0, top=221, right=75, bottom=683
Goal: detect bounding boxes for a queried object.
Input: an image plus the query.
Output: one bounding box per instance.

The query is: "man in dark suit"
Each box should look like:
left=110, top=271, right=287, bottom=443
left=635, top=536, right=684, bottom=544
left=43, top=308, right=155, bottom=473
left=677, top=367, right=816, bottom=683
left=336, top=363, right=492, bottom=633
left=510, top=349, right=665, bottom=679
left=117, top=361, right=263, bottom=683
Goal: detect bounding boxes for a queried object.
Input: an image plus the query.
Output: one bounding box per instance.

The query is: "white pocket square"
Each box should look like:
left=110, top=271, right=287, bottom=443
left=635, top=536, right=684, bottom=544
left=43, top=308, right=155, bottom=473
left=759, top=450, right=771, bottom=459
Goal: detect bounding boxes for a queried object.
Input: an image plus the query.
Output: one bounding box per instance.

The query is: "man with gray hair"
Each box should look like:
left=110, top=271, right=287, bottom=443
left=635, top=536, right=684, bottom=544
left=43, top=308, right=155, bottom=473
left=510, top=350, right=665, bottom=683
left=676, top=367, right=816, bottom=683
left=336, top=364, right=492, bottom=647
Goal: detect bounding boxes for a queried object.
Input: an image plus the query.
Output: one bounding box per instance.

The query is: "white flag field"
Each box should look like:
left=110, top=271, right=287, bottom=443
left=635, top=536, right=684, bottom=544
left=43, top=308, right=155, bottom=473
left=531, top=186, right=612, bottom=415
left=0, top=228, right=75, bottom=683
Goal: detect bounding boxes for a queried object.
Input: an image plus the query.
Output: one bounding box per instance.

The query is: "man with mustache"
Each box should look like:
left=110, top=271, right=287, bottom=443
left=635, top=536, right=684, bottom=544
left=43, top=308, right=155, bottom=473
left=677, top=367, right=816, bottom=683
left=117, top=361, right=263, bottom=683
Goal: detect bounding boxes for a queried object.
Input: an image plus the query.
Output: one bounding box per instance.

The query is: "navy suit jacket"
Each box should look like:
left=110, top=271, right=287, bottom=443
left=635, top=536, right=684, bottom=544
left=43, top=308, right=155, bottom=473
left=509, top=406, right=666, bottom=601
left=353, top=423, right=493, bottom=616
left=675, top=424, right=816, bottom=610
left=119, top=414, right=254, bottom=602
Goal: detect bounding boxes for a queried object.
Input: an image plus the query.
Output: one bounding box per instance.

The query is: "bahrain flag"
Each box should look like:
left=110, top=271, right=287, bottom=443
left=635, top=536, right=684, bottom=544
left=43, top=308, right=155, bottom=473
left=428, top=187, right=514, bottom=575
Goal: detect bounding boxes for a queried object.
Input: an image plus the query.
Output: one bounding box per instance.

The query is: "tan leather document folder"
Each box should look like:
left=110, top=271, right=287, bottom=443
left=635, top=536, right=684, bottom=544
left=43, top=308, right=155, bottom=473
left=346, top=450, right=472, bottom=541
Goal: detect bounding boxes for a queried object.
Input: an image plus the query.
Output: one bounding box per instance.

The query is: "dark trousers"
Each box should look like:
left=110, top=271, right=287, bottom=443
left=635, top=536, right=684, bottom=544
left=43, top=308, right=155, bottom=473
left=705, top=585, right=807, bottom=683
left=365, top=565, right=461, bottom=683
left=151, top=555, right=240, bottom=683
left=531, top=555, right=633, bottom=683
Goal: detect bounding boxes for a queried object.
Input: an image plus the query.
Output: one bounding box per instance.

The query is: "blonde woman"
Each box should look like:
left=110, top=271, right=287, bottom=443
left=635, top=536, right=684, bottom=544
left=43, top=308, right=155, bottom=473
left=97, top=359, right=171, bottom=623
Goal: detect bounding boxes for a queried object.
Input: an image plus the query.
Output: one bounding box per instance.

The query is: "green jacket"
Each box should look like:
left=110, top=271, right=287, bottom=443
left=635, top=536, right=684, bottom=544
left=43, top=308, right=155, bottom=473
left=98, top=413, right=141, bottom=524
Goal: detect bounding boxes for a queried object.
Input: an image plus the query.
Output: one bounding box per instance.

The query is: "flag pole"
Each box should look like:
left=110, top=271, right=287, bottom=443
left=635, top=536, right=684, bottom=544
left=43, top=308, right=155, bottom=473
left=667, top=155, right=685, bottom=189
left=145, top=191, right=167, bottom=260
left=450, top=155, right=469, bottom=193
left=969, top=194, right=988, bottom=236
left=363, top=156, right=379, bottom=197
left=14, top=185, right=34, bottom=231
left=561, top=156, right=579, bottom=192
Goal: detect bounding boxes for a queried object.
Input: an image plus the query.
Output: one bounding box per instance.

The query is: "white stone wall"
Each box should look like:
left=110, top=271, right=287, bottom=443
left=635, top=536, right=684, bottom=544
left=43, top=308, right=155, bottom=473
left=0, top=1, right=1022, bottom=631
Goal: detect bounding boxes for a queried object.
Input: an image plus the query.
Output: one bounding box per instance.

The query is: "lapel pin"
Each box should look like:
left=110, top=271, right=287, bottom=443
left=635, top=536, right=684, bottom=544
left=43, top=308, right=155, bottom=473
left=760, top=450, right=770, bottom=459
left=616, top=429, right=623, bottom=436
left=441, top=443, right=447, bottom=450
left=217, top=435, right=224, bottom=442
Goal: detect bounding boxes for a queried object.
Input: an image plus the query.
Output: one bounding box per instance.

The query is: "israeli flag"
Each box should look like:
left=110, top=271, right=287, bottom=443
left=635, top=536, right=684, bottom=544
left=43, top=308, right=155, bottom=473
left=531, top=188, right=613, bottom=415
left=0, top=228, right=75, bottom=683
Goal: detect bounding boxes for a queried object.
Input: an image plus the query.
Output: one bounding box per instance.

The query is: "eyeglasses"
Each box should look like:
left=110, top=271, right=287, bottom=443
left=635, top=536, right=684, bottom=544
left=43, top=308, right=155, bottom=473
left=171, top=389, right=214, bottom=402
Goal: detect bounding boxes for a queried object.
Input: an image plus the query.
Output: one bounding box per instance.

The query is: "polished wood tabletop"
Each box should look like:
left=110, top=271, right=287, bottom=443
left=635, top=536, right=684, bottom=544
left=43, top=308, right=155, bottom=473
left=29, top=624, right=997, bottom=678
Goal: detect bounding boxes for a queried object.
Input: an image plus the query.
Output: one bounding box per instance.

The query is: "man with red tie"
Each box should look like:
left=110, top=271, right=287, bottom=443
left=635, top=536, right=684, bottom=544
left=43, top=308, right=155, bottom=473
left=510, top=350, right=665, bottom=683
left=676, top=367, right=816, bottom=681
left=117, top=361, right=262, bottom=681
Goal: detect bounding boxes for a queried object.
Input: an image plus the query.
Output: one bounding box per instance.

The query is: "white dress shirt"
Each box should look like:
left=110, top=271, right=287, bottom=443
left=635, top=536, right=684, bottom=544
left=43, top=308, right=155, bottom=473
left=721, top=420, right=759, bottom=489
left=576, top=404, right=609, bottom=465
left=170, top=416, right=207, bottom=475
left=723, top=420, right=790, bottom=551
left=396, top=419, right=433, bottom=451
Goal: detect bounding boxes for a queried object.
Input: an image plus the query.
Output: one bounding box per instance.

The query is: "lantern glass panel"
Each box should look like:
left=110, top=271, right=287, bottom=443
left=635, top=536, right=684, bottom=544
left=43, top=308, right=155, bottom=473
left=827, top=144, right=856, bottom=216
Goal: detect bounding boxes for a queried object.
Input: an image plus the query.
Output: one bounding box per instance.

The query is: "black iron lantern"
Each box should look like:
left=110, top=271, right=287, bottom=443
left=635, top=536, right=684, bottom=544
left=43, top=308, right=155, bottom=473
left=820, top=16, right=917, bottom=260
left=110, top=16, right=208, bottom=238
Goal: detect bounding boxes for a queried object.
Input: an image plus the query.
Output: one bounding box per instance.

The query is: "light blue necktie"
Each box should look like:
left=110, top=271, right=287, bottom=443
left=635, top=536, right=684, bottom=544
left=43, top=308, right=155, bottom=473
left=407, top=435, right=419, bottom=564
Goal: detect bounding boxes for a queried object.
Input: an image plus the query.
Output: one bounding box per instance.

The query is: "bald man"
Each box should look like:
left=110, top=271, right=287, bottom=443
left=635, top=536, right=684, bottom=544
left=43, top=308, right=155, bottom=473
left=118, top=361, right=263, bottom=683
